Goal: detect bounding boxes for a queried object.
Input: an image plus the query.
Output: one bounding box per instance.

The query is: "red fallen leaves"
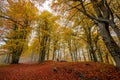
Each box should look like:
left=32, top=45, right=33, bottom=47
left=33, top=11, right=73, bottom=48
left=0, top=61, right=120, bottom=80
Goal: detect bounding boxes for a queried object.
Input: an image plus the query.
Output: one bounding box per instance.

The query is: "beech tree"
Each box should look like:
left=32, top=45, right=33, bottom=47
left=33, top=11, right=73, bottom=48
left=52, top=0, right=120, bottom=69
left=0, top=0, right=38, bottom=64
left=36, top=11, right=58, bottom=63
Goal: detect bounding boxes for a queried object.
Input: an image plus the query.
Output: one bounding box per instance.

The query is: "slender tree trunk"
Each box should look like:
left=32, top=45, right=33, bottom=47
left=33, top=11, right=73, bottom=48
left=31, top=51, right=34, bottom=62
left=97, top=47, right=103, bottom=62
left=88, top=44, right=97, bottom=62
left=81, top=48, right=86, bottom=61
left=58, top=50, right=60, bottom=60
left=68, top=40, right=74, bottom=61
left=52, top=49, right=56, bottom=61
left=105, top=53, right=109, bottom=64
left=84, top=26, right=97, bottom=62
left=5, top=53, right=10, bottom=63
left=86, top=47, right=91, bottom=61
left=64, top=44, right=66, bottom=60
left=78, top=49, right=81, bottom=61
left=38, top=20, right=50, bottom=63
left=74, top=41, right=78, bottom=62
left=39, top=35, right=48, bottom=63
left=47, top=38, right=51, bottom=60
left=52, top=40, right=57, bottom=61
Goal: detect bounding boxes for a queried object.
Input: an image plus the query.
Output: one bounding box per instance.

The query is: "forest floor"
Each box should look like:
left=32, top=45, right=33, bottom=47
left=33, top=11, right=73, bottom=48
left=0, top=61, right=120, bottom=80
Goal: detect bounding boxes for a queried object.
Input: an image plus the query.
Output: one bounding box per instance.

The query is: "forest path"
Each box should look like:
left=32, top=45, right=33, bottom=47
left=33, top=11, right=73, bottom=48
left=0, top=61, right=120, bottom=80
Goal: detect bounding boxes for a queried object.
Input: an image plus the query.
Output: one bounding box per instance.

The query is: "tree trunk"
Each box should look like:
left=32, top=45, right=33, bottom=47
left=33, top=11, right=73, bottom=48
left=88, top=44, right=97, bottom=62
left=31, top=52, right=34, bottom=62
left=52, top=49, right=56, bottom=61
left=73, top=40, right=78, bottom=62
left=78, top=49, right=81, bottom=61
left=38, top=34, right=48, bottom=63
left=82, top=48, right=86, bottom=61
left=84, top=26, right=97, bottom=62
left=105, top=53, right=109, bottom=64
left=97, top=47, right=103, bottom=62
left=11, top=52, right=21, bottom=64
left=68, top=40, right=74, bottom=61
left=90, top=0, right=120, bottom=69
left=39, top=48, right=46, bottom=62
left=5, top=53, right=11, bottom=63
left=109, top=21, right=120, bottom=42
left=98, top=22, right=120, bottom=69
left=52, top=40, right=57, bottom=61
left=11, top=42, right=23, bottom=64
left=58, top=50, right=60, bottom=60
left=70, top=0, right=120, bottom=69
left=46, top=38, right=50, bottom=60
left=63, top=44, right=66, bottom=60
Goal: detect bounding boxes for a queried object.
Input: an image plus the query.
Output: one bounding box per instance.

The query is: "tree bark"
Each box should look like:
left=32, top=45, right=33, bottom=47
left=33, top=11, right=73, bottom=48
left=11, top=54, right=19, bottom=64
left=11, top=51, right=22, bottom=64
left=97, top=46, right=103, bottom=62
left=98, top=22, right=120, bottom=69
left=90, top=0, right=120, bottom=69
left=46, top=38, right=51, bottom=60
left=52, top=40, right=58, bottom=61
left=5, top=53, right=11, bottom=63
left=38, top=20, right=49, bottom=63
left=38, top=35, right=48, bottom=63
left=84, top=26, right=97, bottom=62
left=70, top=0, right=120, bottom=69
left=68, top=40, right=74, bottom=61
left=10, top=23, right=26, bottom=64
left=109, top=21, right=120, bottom=42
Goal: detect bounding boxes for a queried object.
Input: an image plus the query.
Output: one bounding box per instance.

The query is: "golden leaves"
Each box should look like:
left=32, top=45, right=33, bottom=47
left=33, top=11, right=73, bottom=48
left=7, top=0, right=38, bottom=24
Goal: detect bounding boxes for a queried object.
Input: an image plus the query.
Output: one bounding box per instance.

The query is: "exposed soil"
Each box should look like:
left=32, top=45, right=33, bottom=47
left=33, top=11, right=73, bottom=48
left=0, top=61, right=120, bottom=80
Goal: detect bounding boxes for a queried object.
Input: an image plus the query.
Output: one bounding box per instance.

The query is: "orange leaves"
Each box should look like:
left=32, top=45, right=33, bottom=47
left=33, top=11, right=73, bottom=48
left=0, top=62, right=120, bottom=80
left=7, top=0, right=38, bottom=24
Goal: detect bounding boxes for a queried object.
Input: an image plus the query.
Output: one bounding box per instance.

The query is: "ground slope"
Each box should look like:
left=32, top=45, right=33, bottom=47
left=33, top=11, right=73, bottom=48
left=0, top=61, right=120, bottom=80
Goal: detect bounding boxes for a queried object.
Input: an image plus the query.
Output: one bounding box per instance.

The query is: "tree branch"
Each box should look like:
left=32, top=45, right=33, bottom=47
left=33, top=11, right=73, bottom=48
left=65, top=3, right=109, bottom=23
left=0, top=15, right=23, bottom=26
